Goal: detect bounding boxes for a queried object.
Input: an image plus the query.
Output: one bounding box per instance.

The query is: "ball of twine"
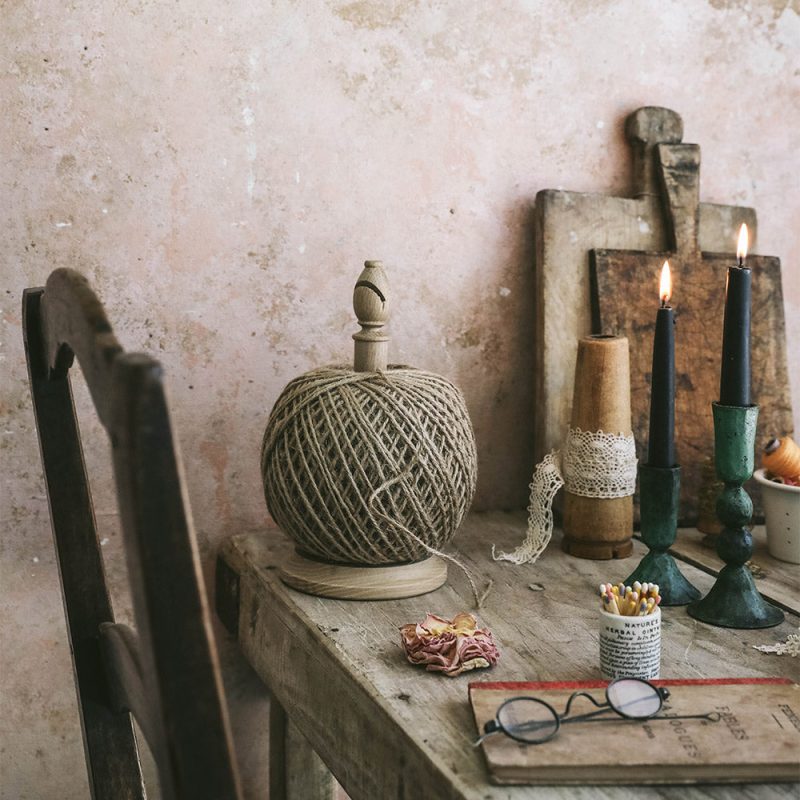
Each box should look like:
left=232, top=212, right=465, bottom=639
left=260, top=365, right=478, bottom=565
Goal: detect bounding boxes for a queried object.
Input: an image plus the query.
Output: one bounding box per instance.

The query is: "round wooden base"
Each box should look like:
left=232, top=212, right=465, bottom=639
left=279, top=553, right=448, bottom=600
left=562, top=537, right=633, bottom=560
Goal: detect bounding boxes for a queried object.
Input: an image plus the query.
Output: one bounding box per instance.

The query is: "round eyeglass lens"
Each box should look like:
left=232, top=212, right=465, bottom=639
left=606, top=678, right=662, bottom=719
left=497, top=698, right=559, bottom=743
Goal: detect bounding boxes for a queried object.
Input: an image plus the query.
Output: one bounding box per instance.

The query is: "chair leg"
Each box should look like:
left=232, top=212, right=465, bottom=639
left=269, top=699, right=287, bottom=800
left=270, top=699, right=338, bottom=800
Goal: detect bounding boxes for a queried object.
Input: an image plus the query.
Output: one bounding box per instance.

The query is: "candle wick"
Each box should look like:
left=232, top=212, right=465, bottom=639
left=738, top=256, right=744, bottom=268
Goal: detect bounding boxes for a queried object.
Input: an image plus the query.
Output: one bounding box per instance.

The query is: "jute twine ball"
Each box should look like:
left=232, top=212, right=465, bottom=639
left=260, top=365, right=478, bottom=565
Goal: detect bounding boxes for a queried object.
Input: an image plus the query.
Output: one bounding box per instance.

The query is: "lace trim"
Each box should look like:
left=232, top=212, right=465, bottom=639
left=493, top=428, right=637, bottom=566
left=754, top=628, right=800, bottom=657
left=562, top=427, right=637, bottom=498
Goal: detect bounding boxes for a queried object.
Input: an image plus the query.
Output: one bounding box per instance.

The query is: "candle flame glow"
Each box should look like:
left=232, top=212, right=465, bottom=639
left=660, top=260, right=672, bottom=305
left=737, top=223, right=748, bottom=262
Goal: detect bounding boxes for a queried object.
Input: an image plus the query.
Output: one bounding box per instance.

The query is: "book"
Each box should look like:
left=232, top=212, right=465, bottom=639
left=469, top=678, right=800, bottom=785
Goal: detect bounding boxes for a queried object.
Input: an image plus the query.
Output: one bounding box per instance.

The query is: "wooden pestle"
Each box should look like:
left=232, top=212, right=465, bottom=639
left=563, top=335, right=634, bottom=559
left=353, top=260, right=389, bottom=372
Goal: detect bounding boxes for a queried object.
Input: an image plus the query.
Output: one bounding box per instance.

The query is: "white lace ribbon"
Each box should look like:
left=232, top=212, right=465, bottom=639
left=754, top=628, right=799, bottom=657
left=492, top=428, right=637, bottom=565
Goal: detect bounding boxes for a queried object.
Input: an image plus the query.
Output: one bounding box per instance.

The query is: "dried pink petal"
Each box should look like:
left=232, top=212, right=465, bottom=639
left=399, top=613, right=499, bottom=677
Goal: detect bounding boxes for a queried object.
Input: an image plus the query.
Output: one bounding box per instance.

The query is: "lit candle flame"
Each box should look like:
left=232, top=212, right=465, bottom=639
left=737, top=223, right=748, bottom=263
left=660, top=260, right=672, bottom=305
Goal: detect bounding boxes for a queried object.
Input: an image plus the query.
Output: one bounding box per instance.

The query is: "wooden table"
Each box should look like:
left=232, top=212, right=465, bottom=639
left=669, top=526, right=799, bottom=617
left=216, top=512, right=800, bottom=799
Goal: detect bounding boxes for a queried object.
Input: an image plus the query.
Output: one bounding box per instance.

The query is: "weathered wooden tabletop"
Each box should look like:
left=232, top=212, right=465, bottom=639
left=217, top=512, right=800, bottom=800
left=669, top=526, right=799, bottom=616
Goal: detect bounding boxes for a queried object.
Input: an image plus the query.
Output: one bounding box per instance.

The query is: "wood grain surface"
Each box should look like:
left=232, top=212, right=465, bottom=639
left=593, top=249, right=792, bottom=526
left=279, top=552, right=448, bottom=599
left=218, top=512, right=799, bottom=800
left=668, top=526, right=800, bottom=616
left=534, top=107, right=757, bottom=469
left=562, top=335, right=633, bottom=558
left=352, top=260, right=390, bottom=373
left=269, top=699, right=338, bottom=800
left=591, top=134, right=793, bottom=525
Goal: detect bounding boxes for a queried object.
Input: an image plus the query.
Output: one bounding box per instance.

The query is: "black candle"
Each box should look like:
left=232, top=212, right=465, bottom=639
left=719, top=224, right=752, bottom=406
left=647, top=261, right=676, bottom=467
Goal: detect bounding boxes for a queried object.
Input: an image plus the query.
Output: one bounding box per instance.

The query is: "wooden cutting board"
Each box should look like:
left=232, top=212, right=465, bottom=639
left=534, top=106, right=792, bottom=525
left=533, top=106, right=757, bottom=470
left=592, top=139, right=793, bottom=524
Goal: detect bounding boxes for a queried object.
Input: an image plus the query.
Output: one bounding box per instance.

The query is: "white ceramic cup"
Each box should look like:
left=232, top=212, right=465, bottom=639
left=599, top=607, right=661, bottom=680
left=754, top=468, right=800, bottom=564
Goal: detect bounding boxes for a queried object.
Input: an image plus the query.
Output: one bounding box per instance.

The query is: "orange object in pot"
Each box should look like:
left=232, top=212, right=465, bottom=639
left=762, top=436, right=800, bottom=480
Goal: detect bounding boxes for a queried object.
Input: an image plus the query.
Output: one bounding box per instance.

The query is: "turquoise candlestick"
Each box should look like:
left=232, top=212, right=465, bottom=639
left=687, top=403, right=784, bottom=628
left=625, top=465, right=699, bottom=605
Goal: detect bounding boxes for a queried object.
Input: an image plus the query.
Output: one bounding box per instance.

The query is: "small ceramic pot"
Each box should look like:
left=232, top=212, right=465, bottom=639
left=599, top=608, right=661, bottom=680
left=754, top=469, right=800, bottom=564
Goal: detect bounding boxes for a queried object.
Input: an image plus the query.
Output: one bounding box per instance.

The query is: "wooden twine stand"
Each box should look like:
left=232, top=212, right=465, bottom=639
left=279, top=261, right=448, bottom=600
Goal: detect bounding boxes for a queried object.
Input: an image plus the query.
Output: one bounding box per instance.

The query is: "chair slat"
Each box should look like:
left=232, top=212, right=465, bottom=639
left=111, top=355, right=242, bottom=799
left=23, top=287, right=146, bottom=800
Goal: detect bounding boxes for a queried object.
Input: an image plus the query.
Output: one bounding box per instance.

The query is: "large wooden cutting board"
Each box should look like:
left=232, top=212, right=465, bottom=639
left=533, top=107, right=756, bottom=467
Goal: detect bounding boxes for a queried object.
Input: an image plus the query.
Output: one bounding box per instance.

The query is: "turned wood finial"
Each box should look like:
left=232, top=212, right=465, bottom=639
left=353, top=260, right=389, bottom=372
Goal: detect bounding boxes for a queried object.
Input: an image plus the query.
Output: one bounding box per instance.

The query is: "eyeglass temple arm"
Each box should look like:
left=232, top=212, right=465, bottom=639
left=567, top=710, right=721, bottom=725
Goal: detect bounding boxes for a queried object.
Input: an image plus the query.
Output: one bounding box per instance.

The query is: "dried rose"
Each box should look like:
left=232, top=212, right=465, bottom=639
left=399, top=612, right=499, bottom=677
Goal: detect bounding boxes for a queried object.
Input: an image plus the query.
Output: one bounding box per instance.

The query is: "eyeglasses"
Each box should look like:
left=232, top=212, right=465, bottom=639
left=475, top=678, right=720, bottom=746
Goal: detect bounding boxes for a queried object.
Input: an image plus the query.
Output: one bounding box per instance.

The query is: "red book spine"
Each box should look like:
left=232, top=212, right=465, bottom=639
left=469, top=677, right=793, bottom=692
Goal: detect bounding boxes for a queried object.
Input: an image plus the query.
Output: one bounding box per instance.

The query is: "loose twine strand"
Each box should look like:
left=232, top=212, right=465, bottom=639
left=368, top=459, right=489, bottom=608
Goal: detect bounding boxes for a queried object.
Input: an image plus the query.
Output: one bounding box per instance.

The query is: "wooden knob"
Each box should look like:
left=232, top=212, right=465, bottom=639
left=353, top=260, right=389, bottom=372
left=626, top=107, right=683, bottom=146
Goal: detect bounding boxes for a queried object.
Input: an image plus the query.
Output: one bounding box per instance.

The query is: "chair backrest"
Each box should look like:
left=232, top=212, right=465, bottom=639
left=23, top=268, right=242, bottom=800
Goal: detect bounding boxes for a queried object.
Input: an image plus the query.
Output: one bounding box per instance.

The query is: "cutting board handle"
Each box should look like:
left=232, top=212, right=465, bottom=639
left=626, top=107, right=683, bottom=199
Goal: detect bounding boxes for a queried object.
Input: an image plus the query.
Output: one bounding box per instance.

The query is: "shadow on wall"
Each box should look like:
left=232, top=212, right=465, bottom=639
left=456, top=199, right=538, bottom=512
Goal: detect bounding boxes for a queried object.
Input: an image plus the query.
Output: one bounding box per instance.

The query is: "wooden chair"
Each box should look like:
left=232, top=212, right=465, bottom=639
left=23, top=269, right=243, bottom=800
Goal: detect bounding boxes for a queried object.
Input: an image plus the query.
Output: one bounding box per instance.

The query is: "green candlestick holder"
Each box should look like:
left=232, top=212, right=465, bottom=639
left=687, top=403, right=785, bottom=629
left=624, top=465, right=700, bottom=605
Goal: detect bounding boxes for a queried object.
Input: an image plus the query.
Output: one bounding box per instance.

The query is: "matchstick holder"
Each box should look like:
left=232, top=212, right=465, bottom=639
left=599, top=607, right=661, bottom=680
left=687, top=403, right=785, bottom=629
left=624, top=465, right=699, bottom=605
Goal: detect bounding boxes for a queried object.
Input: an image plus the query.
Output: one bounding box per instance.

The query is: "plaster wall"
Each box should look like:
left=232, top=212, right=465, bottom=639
left=1, top=1, right=798, bottom=797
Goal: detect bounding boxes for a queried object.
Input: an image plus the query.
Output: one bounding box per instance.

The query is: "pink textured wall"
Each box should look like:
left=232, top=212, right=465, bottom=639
left=2, top=1, right=798, bottom=797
